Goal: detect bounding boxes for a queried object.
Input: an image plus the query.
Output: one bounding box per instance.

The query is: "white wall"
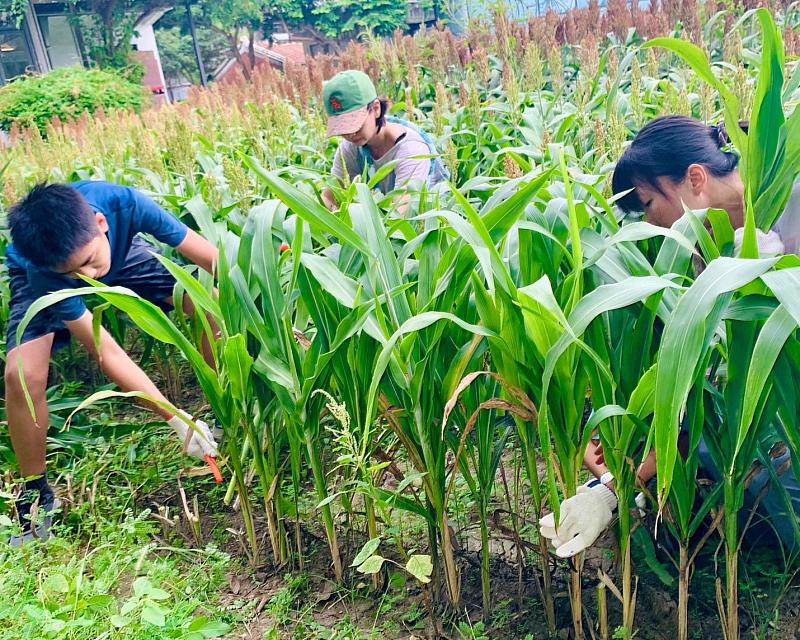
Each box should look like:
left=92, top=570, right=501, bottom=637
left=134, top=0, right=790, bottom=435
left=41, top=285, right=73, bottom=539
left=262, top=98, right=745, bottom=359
left=131, top=9, right=170, bottom=94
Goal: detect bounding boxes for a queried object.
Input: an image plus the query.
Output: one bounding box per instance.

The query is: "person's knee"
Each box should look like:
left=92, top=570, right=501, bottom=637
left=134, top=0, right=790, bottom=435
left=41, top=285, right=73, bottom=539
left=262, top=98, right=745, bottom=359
left=4, top=354, right=47, bottom=398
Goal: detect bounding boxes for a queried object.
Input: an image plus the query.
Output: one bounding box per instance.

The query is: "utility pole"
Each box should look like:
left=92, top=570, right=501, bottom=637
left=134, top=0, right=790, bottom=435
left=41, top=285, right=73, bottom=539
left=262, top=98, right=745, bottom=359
left=186, top=1, right=207, bottom=87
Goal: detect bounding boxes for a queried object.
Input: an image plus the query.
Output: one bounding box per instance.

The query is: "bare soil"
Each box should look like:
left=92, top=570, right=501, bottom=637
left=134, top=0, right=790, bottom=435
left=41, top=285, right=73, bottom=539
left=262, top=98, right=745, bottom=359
left=133, top=471, right=800, bottom=640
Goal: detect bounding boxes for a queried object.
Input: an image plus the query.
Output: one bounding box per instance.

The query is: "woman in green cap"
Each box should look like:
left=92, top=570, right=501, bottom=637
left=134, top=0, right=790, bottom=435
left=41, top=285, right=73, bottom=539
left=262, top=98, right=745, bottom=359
left=320, top=70, right=448, bottom=213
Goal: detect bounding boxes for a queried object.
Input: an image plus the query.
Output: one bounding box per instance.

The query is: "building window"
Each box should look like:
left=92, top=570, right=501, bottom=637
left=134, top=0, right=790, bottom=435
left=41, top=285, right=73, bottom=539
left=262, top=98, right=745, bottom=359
left=37, top=14, right=81, bottom=68
left=0, top=25, right=34, bottom=83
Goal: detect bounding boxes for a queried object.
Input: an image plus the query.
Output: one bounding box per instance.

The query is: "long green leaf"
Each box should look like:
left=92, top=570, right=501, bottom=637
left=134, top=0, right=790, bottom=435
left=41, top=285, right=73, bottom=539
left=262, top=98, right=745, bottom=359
left=733, top=304, right=797, bottom=466
left=241, top=154, right=373, bottom=256
left=653, top=257, right=777, bottom=503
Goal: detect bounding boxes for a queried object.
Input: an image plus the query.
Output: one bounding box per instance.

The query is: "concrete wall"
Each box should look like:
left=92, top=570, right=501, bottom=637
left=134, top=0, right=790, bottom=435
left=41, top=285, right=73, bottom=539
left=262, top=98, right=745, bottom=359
left=131, top=9, right=170, bottom=103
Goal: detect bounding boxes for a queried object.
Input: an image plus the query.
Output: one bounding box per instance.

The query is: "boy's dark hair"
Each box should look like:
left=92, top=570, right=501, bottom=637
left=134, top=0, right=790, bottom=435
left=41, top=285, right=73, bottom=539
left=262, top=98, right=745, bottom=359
left=612, top=115, right=747, bottom=213
left=7, top=183, right=98, bottom=269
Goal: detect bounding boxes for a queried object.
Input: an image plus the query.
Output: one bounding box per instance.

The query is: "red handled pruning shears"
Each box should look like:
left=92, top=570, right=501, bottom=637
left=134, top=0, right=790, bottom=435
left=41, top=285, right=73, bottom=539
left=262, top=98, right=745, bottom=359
left=204, top=454, right=223, bottom=483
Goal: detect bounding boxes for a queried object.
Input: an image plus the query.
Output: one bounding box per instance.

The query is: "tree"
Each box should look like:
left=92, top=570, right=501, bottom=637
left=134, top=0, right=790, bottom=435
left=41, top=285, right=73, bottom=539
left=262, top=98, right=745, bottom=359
left=197, top=0, right=275, bottom=80
left=0, top=0, right=414, bottom=83
left=154, top=13, right=229, bottom=84
left=191, top=0, right=411, bottom=79
left=301, top=0, right=410, bottom=40
left=70, top=0, right=167, bottom=69
left=263, top=0, right=411, bottom=47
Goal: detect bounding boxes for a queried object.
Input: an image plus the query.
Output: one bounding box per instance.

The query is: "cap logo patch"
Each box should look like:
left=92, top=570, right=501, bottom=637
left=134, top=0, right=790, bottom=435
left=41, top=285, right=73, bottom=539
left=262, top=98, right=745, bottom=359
left=329, top=96, right=343, bottom=112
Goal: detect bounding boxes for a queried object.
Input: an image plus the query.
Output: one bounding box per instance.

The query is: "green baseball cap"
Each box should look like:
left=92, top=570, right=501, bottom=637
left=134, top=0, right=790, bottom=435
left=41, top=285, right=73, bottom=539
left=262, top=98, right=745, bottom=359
left=322, top=70, right=378, bottom=137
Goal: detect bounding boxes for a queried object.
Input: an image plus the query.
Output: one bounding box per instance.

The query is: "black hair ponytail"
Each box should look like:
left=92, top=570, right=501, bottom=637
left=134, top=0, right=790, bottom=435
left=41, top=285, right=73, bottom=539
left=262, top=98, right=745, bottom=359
left=612, top=115, right=747, bottom=213
left=374, top=97, right=390, bottom=132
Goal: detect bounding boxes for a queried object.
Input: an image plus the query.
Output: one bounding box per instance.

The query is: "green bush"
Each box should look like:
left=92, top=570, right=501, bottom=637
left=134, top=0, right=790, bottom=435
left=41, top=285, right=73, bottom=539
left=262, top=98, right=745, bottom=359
left=0, top=66, right=146, bottom=133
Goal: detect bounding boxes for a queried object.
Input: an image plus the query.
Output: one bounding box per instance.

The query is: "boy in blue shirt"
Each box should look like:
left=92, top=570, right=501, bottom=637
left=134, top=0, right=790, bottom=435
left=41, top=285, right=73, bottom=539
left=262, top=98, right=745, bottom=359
left=3, top=181, right=221, bottom=545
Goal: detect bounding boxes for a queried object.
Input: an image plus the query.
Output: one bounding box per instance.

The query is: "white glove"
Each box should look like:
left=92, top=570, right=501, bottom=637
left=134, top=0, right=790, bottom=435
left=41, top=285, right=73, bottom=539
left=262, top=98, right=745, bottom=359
left=168, top=410, right=219, bottom=460
left=733, top=228, right=785, bottom=256
left=635, top=491, right=647, bottom=517
left=539, top=483, right=617, bottom=558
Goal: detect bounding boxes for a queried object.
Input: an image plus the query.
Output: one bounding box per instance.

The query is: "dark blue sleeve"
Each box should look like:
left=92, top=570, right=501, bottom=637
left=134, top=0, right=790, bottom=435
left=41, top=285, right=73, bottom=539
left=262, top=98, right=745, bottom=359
left=125, top=187, right=189, bottom=247
left=28, top=271, right=87, bottom=321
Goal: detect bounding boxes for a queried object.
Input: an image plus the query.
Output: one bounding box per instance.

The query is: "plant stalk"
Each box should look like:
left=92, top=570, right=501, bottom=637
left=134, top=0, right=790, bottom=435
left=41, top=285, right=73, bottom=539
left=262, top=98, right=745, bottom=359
left=521, top=428, right=556, bottom=634
left=598, top=581, right=608, bottom=640
left=618, top=496, right=635, bottom=639
left=305, top=427, right=343, bottom=581
left=570, top=552, right=584, bottom=640
left=678, top=543, right=689, bottom=640
left=365, top=494, right=380, bottom=591
left=724, top=479, right=739, bottom=640
left=479, top=499, right=491, bottom=621
left=228, top=436, right=259, bottom=565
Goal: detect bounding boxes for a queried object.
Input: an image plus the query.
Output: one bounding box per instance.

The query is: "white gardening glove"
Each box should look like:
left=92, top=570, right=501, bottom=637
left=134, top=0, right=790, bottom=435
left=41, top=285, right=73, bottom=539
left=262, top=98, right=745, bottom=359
left=539, top=483, right=617, bottom=558
left=635, top=491, right=647, bottom=517
left=733, top=228, right=785, bottom=257
left=167, top=410, right=219, bottom=460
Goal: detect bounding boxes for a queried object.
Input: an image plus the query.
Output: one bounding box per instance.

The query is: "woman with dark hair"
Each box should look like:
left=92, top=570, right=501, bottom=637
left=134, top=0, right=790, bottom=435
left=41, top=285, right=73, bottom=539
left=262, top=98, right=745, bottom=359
left=611, top=114, right=799, bottom=253
left=320, top=70, right=448, bottom=213
left=539, top=115, right=800, bottom=559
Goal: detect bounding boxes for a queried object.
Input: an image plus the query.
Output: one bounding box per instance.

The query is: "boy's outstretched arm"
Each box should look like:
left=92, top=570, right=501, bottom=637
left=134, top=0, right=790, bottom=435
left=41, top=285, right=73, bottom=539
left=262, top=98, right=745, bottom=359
left=65, top=310, right=217, bottom=459
left=174, top=229, right=219, bottom=276
left=67, top=311, right=171, bottom=414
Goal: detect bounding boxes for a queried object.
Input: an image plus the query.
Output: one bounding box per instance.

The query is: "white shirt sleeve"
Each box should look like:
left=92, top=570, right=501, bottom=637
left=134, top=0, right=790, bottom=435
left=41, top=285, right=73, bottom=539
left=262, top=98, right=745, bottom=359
left=332, top=141, right=363, bottom=183
left=391, top=139, right=432, bottom=189
left=773, top=182, right=800, bottom=255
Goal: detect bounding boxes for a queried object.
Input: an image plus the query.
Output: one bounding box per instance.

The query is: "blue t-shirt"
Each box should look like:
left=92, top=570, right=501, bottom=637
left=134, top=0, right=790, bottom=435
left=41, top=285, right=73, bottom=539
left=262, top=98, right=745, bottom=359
left=5, top=180, right=189, bottom=321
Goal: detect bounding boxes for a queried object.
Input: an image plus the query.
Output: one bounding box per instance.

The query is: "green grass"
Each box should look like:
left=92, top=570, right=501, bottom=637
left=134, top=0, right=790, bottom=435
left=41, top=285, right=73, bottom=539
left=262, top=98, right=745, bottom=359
left=0, top=423, right=234, bottom=640
left=0, top=409, right=442, bottom=640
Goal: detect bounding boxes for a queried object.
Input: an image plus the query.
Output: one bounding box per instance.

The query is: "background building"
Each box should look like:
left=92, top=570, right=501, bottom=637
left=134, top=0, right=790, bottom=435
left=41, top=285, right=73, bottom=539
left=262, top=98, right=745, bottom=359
left=0, top=0, right=168, bottom=100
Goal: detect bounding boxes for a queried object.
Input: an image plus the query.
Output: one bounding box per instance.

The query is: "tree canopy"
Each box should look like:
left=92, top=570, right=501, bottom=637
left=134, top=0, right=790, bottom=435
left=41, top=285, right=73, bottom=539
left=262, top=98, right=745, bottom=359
left=0, top=0, right=419, bottom=80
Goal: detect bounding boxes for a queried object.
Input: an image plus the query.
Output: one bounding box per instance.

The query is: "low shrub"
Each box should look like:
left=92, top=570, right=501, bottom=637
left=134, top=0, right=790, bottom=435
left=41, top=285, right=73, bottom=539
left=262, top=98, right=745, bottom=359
left=0, top=66, right=146, bottom=133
